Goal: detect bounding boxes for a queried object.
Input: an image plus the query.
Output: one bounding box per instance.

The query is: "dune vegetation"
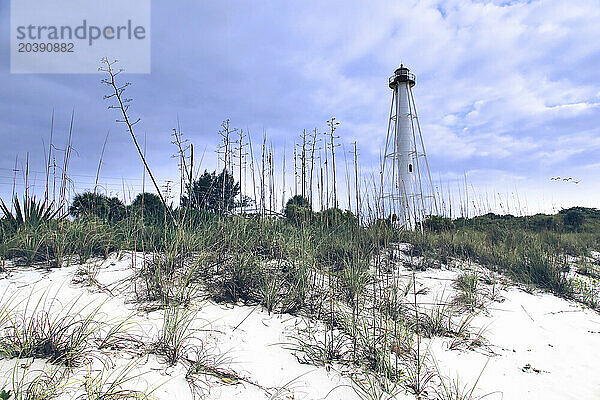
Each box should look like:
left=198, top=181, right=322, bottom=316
left=0, top=61, right=599, bottom=400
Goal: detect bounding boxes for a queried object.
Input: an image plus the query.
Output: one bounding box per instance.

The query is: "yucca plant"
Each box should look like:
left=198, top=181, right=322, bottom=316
left=0, top=195, right=62, bottom=231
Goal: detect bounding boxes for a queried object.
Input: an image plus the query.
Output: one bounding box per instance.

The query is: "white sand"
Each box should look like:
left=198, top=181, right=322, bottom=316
left=0, top=251, right=599, bottom=399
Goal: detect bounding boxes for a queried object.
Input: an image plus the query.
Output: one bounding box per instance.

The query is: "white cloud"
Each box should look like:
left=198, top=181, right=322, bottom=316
left=2, top=0, right=599, bottom=212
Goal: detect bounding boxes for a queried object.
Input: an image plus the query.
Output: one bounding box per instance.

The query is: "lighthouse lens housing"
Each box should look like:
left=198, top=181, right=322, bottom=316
left=389, top=67, right=416, bottom=88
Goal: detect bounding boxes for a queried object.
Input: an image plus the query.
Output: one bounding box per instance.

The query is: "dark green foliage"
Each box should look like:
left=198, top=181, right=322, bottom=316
left=70, top=192, right=108, bottom=220
left=561, top=208, right=585, bottom=232
left=181, top=169, right=242, bottom=213
left=454, top=207, right=600, bottom=234
left=315, top=234, right=357, bottom=272
left=1, top=195, right=61, bottom=231
left=130, top=192, right=166, bottom=223
left=422, top=215, right=455, bottom=233
left=208, top=253, right=262, bottom=304
left=106, top=196, right=126, bottom=222
left=0, top=389, right=11, bottom=400
left=69, top=192, right=125, bottom=223
left=316, top=208, right=358, bottom=228
left=284, top=195, right=313, bottom=225
left=526, top=214, right=557, bottom=232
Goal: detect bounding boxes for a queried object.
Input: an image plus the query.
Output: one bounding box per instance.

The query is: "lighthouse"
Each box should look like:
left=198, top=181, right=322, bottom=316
left=381, top=65, right=436, bottom=229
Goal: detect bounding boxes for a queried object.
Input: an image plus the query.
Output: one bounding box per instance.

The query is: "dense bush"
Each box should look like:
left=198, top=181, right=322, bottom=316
left=422, top=215, right=455, bottom=233
left=526, top=214, right=557, bottom=232
left=316, top=208, right=357, bottom=228
left=130, top=192, right=167, bottom=223
left=284, top=195, right=313, bottom=225
left=70, top=192, right=125, bottom=223
left=561, top=209, right=585, bottom=232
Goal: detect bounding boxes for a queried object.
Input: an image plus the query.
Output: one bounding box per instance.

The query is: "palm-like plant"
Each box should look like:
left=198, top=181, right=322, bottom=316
left=0, top=195, right=62, bottom=231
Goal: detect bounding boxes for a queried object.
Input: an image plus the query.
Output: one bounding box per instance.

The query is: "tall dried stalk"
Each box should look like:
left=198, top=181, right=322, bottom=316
left=94, top=131, right=110, bottom=196
left=10, top=155, right=18, bottom=213
left=293, top=146, right=298, bottom=197
left=353, top=142, right=360, bottom=222
left=326, top=117, right=340, bottom=209
left=301, top=129, right=307, bottom=198
left=322, top=131, right=329, bottom=210
left=58, top=111, right=74, bottom=211
left=248, top=131, right=258, bottom=211
left=343, top=143, right=351, bottom=213
left=308, top=128, right=318, bottom=206
left=261, top=133, right=266, bottom=216
left=44, top=111, right=54, bottom=205
left=100, top=58, right=176, bottom=224
left=281, top=144, right=287, bottom=209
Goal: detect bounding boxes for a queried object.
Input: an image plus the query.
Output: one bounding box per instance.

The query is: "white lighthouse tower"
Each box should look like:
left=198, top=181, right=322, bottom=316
left=381, top=65, right=437, bottom=229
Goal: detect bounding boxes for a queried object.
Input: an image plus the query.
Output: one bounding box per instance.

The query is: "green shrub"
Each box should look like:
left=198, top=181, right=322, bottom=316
left=527, top=214, right=556, bottom=232
left=422, top=215, right=455, bottom=233
left=70, top=192, right=125, bottom=223
left=316, top=208, right=357, bottom=228
left=562, top=209, right=585, bottom=232
left=1, top=195, right=61, bottom=231
left=129, top=192, right=167, bottom=224
left=180, top=169, right=243, bottom=213
left=284, top=195, right=313, bottom=226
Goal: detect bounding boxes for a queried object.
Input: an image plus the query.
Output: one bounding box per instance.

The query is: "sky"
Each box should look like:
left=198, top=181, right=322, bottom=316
left=1, top=0, right=599, bottom=216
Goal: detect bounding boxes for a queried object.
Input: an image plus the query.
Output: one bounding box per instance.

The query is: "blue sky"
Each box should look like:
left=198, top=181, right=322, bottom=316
left=1, top=0, right=599, bottom=215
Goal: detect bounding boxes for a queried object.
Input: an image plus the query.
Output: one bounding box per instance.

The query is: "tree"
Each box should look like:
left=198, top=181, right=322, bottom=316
left=284, top=195, right=313, bottom=225
left=70, top=192, right=107, bottom=219
left=130, top=192, right=166, bottom=222
left=70, top=192, right=126, bottom=223
left=181, top=169, right=242, bottom=213
left=106, top=196, right=126, bottom=222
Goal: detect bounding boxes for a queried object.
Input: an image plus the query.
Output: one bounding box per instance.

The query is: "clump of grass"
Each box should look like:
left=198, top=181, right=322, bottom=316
left=403, top=360, right=437, bottom=398
left=68, top=219, right=117, bottom=264
left=73, top=262, right=101, bottom=287
left=338, top=258, right=371, bottom=307
left=350, top=371, right=406, bottom=400
left=185, top=350, right=238, bottom=398
left=95, top=314, right=145, bottom=352
left=135, top=229, right=201, bottom=308
left=80, top=359, right=154, bottom=400
left=433, top=359, right=490, bottom=400
left=0, top=293, right=103, bottom=367
left=571, top=277, right=600, bottom=310
left=2, top=229, right=51, bottom=267
left=153, top=305, right=199, bottom=366
left=576, top=261, right=600, bottom=280
left=287, top=318, right=353, bottom=366
left=207, top=253, right=262, bottom=305
left=415, top=302, right=455, bottom=338
left=7, top=361, right=67, bottom=400
left=452, top=272, right=482, bottom=311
